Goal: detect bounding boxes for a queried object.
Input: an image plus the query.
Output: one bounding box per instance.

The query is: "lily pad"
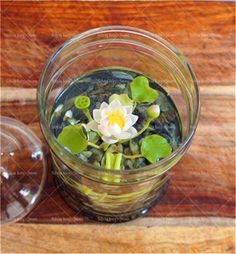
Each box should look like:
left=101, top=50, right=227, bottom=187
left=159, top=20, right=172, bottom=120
left=109, top=93, right=133, bottom=106
left=130, top=76, right=159, bottom=103
left=141, top=134, right=172, bottom=163
left=57, top=124, right=88, bottom=154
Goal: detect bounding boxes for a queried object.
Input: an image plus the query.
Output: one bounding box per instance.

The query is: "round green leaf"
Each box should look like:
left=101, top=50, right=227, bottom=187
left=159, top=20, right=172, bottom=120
left=109, top=93, right=133, bottom=106
left=141, top=134, right=172, bottom=163
left=130, top=76, right=159, bottom=103
left=74, top=95, right=91, bottom=109
left=57, top=125, right=88, bottom=154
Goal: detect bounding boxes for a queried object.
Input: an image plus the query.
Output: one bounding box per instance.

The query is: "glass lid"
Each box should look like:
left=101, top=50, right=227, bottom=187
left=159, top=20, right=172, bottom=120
left=0, top=116, right=47, bottom=224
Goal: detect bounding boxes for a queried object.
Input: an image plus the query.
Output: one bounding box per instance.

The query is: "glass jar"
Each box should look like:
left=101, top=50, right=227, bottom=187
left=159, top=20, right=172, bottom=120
left=38, top=26, right=200, bottom=223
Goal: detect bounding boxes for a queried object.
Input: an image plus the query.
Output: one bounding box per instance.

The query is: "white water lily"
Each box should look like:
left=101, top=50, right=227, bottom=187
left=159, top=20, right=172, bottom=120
left=87, top=99, right=138, bottom=144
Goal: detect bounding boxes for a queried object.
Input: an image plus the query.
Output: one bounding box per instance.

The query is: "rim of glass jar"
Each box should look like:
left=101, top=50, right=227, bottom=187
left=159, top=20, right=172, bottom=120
left=38, top=25, right=200, bottom=176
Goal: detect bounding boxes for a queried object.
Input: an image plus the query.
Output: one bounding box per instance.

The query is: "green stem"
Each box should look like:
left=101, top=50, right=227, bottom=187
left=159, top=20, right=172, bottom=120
left=88, top=142, right=101, bottom=149
left=105, top=153, right=111, bottom=169
left=120, top=117, right=152, bottom=144
left=105, top=152, right=115, bottom=169
left=100, top=142, right=110, bottom=151
left=136, top=117, right=152, bottom=137
left=123, top=154, right=143, bottom=159
left=114, top=153, right=122, bottom=169
left=83, top=108, right=93, bottom=121
left=105, top=152, right=123, bottom=169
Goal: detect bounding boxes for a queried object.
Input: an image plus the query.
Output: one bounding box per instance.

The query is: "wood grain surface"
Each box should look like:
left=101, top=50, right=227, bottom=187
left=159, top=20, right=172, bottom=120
left=1, top=1, right=235, bottom=253
left=1, top=218, right=235, bottom=253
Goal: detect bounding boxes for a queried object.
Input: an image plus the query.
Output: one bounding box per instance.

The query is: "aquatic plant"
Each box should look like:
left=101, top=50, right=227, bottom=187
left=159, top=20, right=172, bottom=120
left=57, top=75, right=172, bottom=173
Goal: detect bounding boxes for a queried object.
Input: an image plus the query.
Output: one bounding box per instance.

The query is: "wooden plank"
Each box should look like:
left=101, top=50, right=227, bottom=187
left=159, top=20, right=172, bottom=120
left=0, top=94, right=235, bottom=223
left=1, top=218, right=235, bottom=253
left=1, top=1, right=235, bottom=252
left=1, top=1, right=235, bottom=88
left=1, top=85, right=235, bottom=103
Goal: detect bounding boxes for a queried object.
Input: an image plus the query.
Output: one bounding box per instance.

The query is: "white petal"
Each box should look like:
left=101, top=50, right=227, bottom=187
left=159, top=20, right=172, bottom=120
left=93, top=109, right=101, bottom=122
left=130, top=114, right=138, bottom=125
left=102, top=136, right=118, bottom=144
left=108, top=123, right=121, bottom=136
left=123, top=114, right=138, bottom=131
left=98, top=124, right=111, bottom=137
left=127, top=127, right=138, bottom=138
left=109, top=99, right=122, bottom=109
left=123, top=117, right=132, bottom=131
left=120, top=107, right=127, bottom=116
left=100, top=102, right=108, bottom=109
left=86, top=121, right=98, bottom=132
left=124, top=105, right=133, bottom=115
left=100, top=116, right=109, bottom=127
left=115, top=131, right=131, bottom=140
left=101, top=108, right=109, bottom=118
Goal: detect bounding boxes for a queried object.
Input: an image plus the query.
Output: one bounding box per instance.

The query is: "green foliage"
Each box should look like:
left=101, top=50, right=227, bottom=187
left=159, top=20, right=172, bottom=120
left=57, top=125, right=88, bottom=154
left=130, top=76, right=159, bottom=103
left=109, top=93, right=133, bottom=106
left=58, top=75, right=173, bottom=168
left=141, top=134, right=172, bottom=163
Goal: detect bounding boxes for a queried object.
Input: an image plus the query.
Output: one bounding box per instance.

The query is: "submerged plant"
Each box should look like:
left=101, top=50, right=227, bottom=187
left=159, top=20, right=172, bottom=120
left=56, top=75, right=172, bottom=175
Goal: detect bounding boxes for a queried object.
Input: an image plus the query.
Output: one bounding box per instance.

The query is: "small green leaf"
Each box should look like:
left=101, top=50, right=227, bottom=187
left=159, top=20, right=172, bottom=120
left=109, top=93, right=133, bottom=106
left=57, top=125, right=88, bottom=154
left=130, top=76, right=159, bottom=103
left=141, top=134, right=172, bottom=163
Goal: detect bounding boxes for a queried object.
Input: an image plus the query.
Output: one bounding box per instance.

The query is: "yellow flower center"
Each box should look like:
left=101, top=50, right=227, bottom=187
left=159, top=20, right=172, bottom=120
left=107, top=110, right=125, bottom=129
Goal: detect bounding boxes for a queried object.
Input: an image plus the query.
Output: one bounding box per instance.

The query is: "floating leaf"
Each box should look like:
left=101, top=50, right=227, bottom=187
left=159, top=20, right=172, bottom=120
left=130, top=76, right=159, bottom=103
left=109, top=93, right=133, bottom=106
left=141, top=134, right=172, bottom=163
left=57, top=125, right=88, bottom=154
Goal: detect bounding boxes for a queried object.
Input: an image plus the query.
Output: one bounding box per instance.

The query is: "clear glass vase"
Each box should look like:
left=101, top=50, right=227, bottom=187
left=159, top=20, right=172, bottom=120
left=38, top=26, right=200, bottom=222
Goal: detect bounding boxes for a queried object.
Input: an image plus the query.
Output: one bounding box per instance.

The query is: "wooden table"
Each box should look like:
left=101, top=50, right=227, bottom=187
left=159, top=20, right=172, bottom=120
left=1, top=1, right=235, bottom=253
